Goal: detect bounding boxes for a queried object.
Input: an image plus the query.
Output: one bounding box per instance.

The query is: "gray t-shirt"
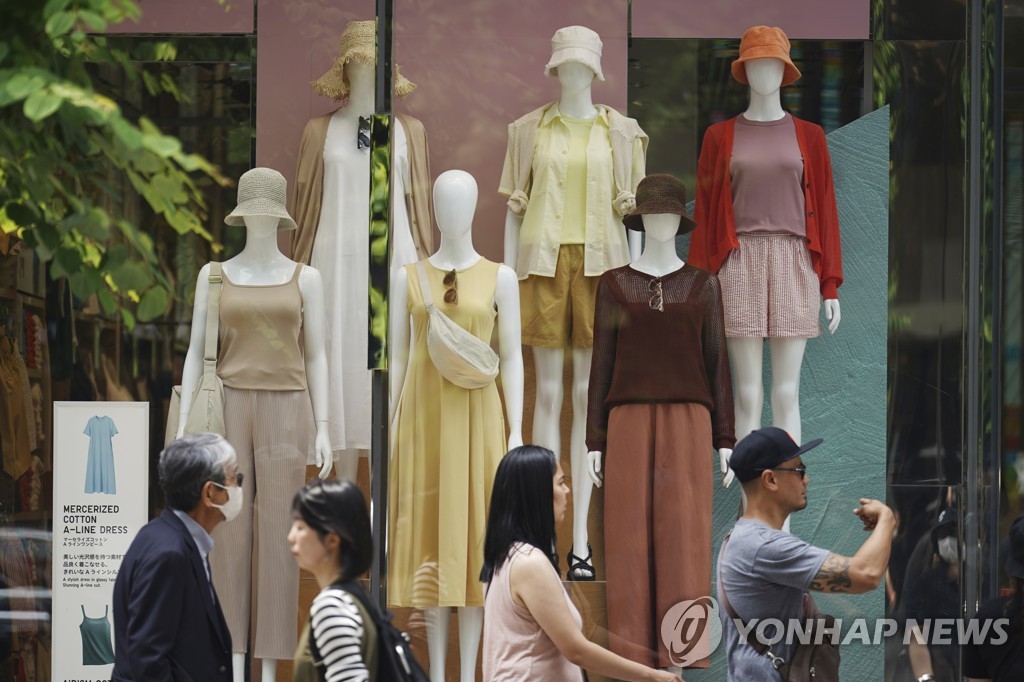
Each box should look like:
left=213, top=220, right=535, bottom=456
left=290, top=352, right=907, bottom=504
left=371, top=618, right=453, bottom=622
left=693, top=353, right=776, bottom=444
left=717, top=519, right=829, bottom=680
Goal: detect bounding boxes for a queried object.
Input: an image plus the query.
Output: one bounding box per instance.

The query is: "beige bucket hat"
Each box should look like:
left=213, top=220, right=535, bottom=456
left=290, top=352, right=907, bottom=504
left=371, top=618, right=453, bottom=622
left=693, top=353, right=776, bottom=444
left=311, top=20, right=416, bottom=101
left=224, top=168, right=297, bottom=231
left=544, top=25, right=605, bottom=81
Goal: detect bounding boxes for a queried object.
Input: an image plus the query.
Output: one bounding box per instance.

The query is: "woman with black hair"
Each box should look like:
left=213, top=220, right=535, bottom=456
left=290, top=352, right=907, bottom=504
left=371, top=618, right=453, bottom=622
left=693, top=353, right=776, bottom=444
left=480, top=445, right=679, bottom=681
left=289, top=479, right=375, bottom=682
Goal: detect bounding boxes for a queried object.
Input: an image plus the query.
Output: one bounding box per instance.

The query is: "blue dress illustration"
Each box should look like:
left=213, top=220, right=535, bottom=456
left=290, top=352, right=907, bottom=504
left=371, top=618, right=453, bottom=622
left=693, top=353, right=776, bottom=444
left=84, top=416, right=117, bottom=495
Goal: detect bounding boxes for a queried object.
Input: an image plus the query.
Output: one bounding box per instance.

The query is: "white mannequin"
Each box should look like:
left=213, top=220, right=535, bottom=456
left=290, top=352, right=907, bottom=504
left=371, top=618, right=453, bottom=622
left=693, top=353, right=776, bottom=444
left=721, top=57, right=841, bottom=489
left=586, top=213, right=732, bottom=486
left=391, top=170, right=524, bottom=682
left=315, top=59, right=418, bottom=483
left=178, top=213, right=331, bottom=682
left=504, top=60, right=641, bottom=576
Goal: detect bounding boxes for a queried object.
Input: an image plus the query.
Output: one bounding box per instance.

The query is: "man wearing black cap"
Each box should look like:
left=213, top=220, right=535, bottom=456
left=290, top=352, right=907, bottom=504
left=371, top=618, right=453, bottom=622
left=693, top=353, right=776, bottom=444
left=717, top=427, right=896, bottom=680
left=962, top=515, right=1024, bottom=681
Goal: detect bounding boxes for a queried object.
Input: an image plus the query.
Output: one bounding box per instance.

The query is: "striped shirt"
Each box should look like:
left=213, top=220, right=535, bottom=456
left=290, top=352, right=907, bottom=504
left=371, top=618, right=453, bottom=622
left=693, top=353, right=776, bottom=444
left=311, top=588, right=369, bottom=682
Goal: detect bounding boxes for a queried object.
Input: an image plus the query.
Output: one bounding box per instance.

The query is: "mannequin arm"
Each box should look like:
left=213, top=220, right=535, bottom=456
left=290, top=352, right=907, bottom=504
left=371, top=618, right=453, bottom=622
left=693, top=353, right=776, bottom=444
left=627, top=230, right=642, bottom=262
left=718, top=448, right=734, bottom=488
left=824, top=299, right=841, bottom=334
left=299, top=266, right=332, bottom=479
left=503, top=208, right=522, bottom=271
left=495, top=265, right=524, bottom=450
left=388, top=268, right=411, bottom=428
left=587, top=451, right=603, bottom=487
left=176, top=264, right=211, bottom=438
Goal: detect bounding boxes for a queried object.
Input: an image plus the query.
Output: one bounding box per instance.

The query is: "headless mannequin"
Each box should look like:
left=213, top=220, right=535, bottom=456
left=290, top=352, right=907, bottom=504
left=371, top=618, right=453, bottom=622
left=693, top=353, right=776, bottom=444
left=504, top=61, right=641, bottom=574
left=587, top=213, right=732, bottom=488
left=392, top=170, right=524, bottom=682
left=721, top=57, right=841, bottom=490
left=178, top=214, right=332, bottom=682
left=315, top=60, right=417, bottom=482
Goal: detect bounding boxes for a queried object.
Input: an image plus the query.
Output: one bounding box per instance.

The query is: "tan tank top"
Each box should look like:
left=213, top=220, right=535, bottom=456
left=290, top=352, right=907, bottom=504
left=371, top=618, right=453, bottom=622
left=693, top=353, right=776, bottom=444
left=482, top=543, right=584, bottom=681
left=217, top=263, right=307, bottom=391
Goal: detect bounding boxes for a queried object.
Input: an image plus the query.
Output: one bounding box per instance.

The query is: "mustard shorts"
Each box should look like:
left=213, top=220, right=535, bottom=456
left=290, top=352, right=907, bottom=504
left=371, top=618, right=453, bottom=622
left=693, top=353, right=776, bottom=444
left=519, top=244, right=599, bottom=349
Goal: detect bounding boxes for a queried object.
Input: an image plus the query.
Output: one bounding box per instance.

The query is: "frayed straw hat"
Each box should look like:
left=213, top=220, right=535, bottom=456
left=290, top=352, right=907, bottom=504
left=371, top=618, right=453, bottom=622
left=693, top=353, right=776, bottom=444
left=312, top=20, right=416, bottom=101
left=224, top=168, right=297, bottom=231
left=544, top=25, right=605, bottom=81
left=731, top=26, right=801, bottom=87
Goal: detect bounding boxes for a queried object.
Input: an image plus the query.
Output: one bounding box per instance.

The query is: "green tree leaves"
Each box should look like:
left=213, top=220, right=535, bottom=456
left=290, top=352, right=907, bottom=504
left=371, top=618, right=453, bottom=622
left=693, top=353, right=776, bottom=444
left=1, top=0, right=228, bottom=329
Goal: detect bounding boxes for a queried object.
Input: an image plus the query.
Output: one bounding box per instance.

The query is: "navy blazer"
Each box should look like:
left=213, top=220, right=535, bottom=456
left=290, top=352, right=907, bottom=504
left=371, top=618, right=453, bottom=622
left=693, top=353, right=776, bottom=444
left=112, top=509, right=232, bottom=682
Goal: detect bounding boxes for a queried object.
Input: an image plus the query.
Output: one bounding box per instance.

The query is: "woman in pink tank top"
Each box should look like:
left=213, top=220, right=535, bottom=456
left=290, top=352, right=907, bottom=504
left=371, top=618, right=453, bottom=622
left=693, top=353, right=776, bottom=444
left=481, top=446, right=681, bottom=682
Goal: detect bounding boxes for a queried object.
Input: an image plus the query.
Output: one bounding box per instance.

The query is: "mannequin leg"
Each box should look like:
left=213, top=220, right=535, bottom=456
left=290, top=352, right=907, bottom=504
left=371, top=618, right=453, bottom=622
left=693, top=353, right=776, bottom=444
left=768, top=338, right=808, bottom=443
left=457, top=607, right=484, bottom=682
left=531, top=347, right=564, bottom=456
left=332, top=447, right=362, bottom=482
left=727, top=338, right=765, bottom=441
left=569, top=348, right=594, bottom=577
left=425, top=606, right=451, bottom=682
left=261, top=659, right=277, bottom=682
left=232, top=653, right=244, bottom=682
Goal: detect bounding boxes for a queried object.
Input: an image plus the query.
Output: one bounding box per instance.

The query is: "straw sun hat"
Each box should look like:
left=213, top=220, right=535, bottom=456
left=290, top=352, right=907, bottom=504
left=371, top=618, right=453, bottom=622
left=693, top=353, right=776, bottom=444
left=224, top=167, right=297, bottom=231
left=311, top=20, right=416, bottom=101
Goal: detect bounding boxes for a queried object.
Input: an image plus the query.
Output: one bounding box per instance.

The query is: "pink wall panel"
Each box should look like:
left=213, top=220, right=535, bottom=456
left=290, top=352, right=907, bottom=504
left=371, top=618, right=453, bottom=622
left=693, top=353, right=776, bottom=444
left=108, top=0, right=253, bottom=34
left=256, top=0, right=629, bottom=261
left=632, top=0, right=869, bottom=40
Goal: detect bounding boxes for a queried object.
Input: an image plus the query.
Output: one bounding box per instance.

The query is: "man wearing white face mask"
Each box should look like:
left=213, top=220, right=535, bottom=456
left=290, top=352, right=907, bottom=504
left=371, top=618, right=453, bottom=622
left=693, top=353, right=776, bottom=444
left=903, top=507, right=962, bottom=682
left=112, top=433, right=238, bottom=682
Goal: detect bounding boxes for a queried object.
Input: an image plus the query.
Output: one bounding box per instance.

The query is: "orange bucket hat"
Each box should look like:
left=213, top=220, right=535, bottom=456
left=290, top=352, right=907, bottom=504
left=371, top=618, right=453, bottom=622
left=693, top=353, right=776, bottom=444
left=731, top=26, right=801, bottom=87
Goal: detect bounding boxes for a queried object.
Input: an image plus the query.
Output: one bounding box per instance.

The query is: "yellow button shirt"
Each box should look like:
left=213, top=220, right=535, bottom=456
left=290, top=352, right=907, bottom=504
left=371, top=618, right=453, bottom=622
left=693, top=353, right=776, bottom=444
left=500, top=104, right=646, bottom=279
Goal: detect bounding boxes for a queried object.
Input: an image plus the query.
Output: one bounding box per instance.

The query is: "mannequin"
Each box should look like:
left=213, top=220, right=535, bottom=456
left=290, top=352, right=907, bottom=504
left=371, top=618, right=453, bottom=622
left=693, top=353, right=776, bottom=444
left=292, top=20, right=430, bottom=482
left=501, top=26, right=645, bottom=580
left=390, top=170, right=523, bottom=682
left=586, top=174, right=734, bottom=669
left=689, top=27, right=843, bottom=488
left=179, top=186, right=331, bottom=681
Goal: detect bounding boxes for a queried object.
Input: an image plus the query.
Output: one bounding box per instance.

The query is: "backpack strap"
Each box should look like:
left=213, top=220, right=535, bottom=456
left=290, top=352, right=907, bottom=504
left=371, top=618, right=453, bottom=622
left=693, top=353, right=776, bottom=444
left=307, top=581, right=373, bottom=682
left=720, top=534, right=787, bottom=671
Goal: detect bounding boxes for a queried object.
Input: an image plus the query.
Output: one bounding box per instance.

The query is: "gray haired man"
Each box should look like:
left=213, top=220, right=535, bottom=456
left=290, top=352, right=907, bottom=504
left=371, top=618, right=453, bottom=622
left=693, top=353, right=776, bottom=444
left=112, top=434, right=240, bottom=682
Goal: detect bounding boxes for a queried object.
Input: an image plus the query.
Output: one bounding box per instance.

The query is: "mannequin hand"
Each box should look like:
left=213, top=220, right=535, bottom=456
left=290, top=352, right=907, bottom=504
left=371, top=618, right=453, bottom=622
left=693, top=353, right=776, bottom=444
left=175, top=426, right=185, bottom=440
left=587, top=451, right=603, bottom=488
left=824, top=299, right=841, bottom=334
left=313, top=429, right=332, bottom=480
left=719, top=448, right=735, bottom=488
left=507, top=431, right=523, bottom=451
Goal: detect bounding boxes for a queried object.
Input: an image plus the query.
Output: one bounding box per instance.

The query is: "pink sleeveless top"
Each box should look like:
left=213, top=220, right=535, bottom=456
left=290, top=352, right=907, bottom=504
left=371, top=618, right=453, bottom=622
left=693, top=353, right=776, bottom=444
left=482, top=543, right=584, bottom=681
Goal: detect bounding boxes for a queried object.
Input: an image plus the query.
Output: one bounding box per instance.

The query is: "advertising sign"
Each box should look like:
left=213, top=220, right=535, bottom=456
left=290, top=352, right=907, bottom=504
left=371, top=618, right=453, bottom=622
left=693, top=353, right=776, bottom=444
left=52, top=402, right=149, bottom=681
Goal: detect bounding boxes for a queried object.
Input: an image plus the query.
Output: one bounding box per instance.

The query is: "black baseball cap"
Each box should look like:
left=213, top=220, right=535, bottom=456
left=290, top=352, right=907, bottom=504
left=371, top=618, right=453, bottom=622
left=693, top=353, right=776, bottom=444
left=728, top=427, right=823, bottom=483
left=1002, top=515, right=1024, bottom=580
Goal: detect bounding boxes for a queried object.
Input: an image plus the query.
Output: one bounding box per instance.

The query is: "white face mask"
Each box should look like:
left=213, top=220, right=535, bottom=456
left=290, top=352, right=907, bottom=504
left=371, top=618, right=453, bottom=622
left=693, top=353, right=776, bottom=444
left=211, top=482, right=243, bottom=522
left=938, top=536, right=960, bottom=563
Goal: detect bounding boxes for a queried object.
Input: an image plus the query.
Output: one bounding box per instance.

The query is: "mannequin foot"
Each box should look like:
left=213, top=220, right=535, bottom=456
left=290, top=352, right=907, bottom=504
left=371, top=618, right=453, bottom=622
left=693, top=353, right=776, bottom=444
left=566, top=544, right=595, bottom=581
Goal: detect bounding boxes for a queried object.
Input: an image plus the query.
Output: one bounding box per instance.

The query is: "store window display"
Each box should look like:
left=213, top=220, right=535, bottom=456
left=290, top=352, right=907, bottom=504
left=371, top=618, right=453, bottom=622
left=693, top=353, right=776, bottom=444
left=291, top=19, right=433, bottom=482
left=500, top=25, right=646, bottom=581
left=177, top=168, right=332, bottom=682
left=586, top=174, right=734, bottom=670
left=389, top=170, right=523, bottom=682
left=688, top=26, right=843, bottom=485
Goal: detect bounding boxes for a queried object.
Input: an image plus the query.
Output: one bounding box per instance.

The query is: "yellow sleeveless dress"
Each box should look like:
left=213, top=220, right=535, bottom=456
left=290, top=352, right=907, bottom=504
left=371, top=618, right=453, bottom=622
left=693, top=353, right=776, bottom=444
left=388, top=258, right=506, bottom=608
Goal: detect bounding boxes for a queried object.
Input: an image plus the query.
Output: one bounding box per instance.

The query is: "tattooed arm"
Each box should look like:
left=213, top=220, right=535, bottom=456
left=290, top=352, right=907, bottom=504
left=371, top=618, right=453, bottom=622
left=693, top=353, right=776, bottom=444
left=810, top=499, right=896, bottom=595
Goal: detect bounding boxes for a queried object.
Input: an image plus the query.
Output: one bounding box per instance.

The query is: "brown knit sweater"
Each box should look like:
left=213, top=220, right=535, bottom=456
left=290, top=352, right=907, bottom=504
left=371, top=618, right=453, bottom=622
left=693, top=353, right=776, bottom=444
left=586, top=264, right=735, bottom=452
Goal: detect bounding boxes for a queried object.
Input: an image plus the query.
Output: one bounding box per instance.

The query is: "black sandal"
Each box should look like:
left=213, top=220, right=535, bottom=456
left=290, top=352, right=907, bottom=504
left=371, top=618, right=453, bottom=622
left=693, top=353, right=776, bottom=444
left=566, top=544, right=596, bottom=581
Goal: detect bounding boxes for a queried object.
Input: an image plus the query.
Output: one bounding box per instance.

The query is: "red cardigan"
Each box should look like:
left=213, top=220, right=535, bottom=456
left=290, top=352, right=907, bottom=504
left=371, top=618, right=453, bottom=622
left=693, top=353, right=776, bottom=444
left=688, top=115, right=844, bottom=300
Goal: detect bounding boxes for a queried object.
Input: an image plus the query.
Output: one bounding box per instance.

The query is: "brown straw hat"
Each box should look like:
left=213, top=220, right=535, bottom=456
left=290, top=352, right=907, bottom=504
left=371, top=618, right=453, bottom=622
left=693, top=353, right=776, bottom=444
left=623, top=174, right=697, bottom=235
left=731, top=25, right=801, bottom=87
left=311, top=20, right=416, bottom=101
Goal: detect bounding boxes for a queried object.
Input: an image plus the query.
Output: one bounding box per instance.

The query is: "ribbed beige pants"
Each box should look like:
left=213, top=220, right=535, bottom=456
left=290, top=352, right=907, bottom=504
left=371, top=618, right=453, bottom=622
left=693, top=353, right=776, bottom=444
left=210, top=387, right=310, bottom=659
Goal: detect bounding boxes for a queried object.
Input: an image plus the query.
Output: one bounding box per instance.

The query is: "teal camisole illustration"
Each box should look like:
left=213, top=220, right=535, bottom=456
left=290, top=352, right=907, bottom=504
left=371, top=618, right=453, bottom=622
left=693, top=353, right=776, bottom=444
left=80, top=604, right=115, bottom=665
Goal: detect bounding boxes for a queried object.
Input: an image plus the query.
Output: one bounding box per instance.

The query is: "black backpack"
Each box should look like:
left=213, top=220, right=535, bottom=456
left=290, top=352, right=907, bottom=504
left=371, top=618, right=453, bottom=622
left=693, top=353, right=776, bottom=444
left=309, top=579, right=429, bottom=682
